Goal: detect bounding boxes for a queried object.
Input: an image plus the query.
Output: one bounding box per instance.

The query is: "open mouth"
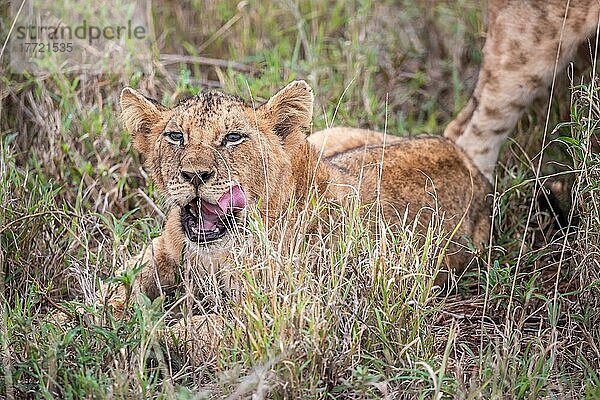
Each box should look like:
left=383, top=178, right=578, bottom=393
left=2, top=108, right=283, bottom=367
left=180, top=185, right=247, bottom=244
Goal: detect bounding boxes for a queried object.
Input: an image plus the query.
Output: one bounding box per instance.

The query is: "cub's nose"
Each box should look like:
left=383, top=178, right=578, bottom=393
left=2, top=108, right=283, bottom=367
left=181, top=170, right=215, bottom=188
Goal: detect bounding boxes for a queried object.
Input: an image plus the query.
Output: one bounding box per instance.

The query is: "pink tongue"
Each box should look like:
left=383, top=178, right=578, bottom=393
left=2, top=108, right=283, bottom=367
left=199, top=185, right=246, bottom=231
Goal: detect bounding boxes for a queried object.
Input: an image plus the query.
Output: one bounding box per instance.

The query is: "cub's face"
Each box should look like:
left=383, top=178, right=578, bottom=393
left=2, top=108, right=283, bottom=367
left=120, top=81, right=313, bottom=247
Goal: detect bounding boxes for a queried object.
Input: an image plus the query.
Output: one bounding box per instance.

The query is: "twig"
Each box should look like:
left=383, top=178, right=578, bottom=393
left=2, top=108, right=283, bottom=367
left=159, top=54, right=254, bottom=73
left=137, top=189, right=165, bottom=221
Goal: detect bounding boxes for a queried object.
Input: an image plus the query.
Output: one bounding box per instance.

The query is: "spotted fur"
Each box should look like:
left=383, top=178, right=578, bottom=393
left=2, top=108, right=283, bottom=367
left=445, top=0, right=600, bottom=181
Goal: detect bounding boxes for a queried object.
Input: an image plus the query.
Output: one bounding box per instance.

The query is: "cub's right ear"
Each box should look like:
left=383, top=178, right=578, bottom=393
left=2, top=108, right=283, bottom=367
left=120, top=87, right=167, bottom=154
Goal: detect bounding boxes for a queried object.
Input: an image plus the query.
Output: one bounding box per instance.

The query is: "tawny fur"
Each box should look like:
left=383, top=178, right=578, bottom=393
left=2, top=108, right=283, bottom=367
left=307, top=127, right=402, bottom=158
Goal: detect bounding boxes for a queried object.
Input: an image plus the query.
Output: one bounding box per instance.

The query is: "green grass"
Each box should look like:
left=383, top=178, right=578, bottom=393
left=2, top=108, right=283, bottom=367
left=1, top=0, right=599, bottom=398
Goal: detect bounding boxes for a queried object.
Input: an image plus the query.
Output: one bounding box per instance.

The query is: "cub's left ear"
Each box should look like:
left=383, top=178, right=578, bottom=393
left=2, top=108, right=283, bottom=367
left=261, top=80, right=314, bottom=139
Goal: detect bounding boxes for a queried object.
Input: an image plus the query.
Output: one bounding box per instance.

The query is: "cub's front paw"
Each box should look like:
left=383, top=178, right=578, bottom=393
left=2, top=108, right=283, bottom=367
left=97, top=255, right=147, bottom=318
left=165, top=314, right=225, bottom=366
left=97, top=280, right=129, bottom=319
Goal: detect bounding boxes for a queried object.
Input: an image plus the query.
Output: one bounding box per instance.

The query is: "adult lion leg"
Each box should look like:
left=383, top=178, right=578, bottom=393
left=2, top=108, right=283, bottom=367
left=445, top=0, right=599, bottom=181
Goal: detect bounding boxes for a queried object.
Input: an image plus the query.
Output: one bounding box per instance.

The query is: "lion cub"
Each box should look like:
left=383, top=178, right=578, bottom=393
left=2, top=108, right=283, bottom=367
left=105, top=80, right=490, bottom=315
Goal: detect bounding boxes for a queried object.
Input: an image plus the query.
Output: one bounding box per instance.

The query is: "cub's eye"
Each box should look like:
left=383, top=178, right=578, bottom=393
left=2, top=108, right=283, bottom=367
left=222, top=132, right=246, bottom=146
left=164, top=131, right=184, bottom=145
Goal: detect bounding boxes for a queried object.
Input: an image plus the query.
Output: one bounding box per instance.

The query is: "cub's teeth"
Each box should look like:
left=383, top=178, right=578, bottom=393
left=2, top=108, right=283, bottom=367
left=188, top=199, right=200, bottom=218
